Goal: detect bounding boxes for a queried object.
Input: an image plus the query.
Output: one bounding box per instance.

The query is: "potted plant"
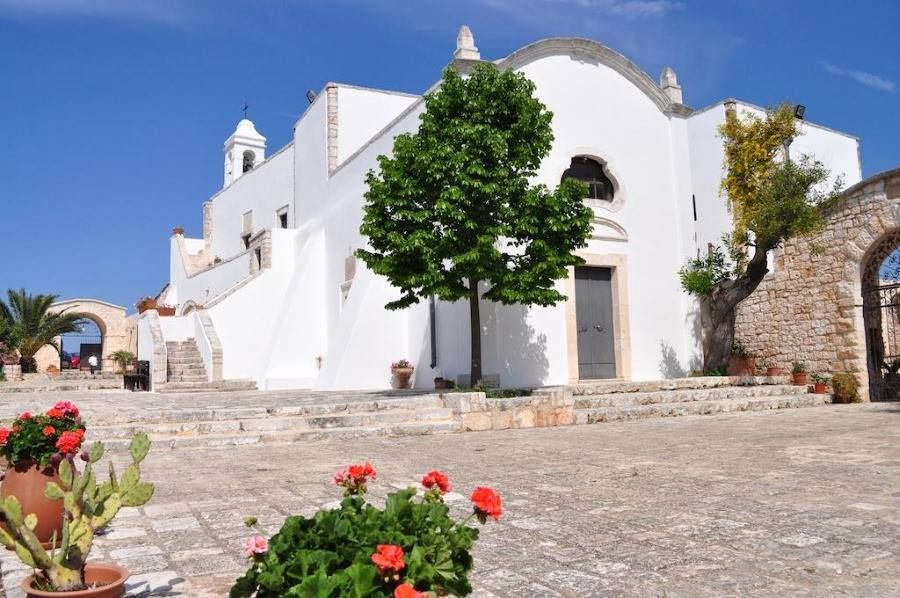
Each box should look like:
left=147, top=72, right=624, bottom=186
left=109, top=351, right=135, bottom=375
left=761, top=359, right=782, bottom=377
left=434, top=376, right=455, bottom=390
left=810, top=373, right=829, bottom=394
left=390, top=359, right=414, bottom=389
left=135, top=297, right=157, bottom=314
left=0, top=432, right=154, bottom=597
left=231, top=463, right=501, bottom=597
left=791, top=362, right=808, bottom=386
left=155, top=305, right=177, bottom=317
left=0, top=402, right=85, bottom=545
left=726, top=341, right=756, bottom=376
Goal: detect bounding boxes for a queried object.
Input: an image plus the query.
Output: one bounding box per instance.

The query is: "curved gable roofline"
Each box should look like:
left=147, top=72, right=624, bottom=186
left=495, top=37, right=690, bottom=115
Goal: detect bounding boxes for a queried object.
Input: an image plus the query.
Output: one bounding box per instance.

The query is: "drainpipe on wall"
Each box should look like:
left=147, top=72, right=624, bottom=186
left=429, top=295, right=438, bottom=369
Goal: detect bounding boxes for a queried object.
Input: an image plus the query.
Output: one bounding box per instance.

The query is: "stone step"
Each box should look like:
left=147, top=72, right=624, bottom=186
left=98, top=420, right=461, bottom=450
left=573, top=384, right=806, bottom=408
left=80, top=395, right=446, bottom=427
left=91, top=407, right=454, bottom=438
left=570, top=376, right=794, bottom=396
left=575, top=393, right=832, bottom=424
left=154, top=379, right=256, bottom=393
left=166, top=375, right=209, bottom=383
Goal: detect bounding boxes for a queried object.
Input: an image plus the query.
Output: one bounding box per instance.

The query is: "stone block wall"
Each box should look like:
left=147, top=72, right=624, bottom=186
left=734, top=168, right=900, bottom=400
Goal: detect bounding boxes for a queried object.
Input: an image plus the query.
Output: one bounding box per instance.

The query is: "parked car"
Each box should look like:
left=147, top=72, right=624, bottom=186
left=70, top=354, right=81, bottom=370
left=60, top=351, right=72, bottom=369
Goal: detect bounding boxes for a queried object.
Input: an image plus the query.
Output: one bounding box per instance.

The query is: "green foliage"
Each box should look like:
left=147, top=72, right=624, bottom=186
left=791, top=361, right=807, bottom=374
left=678, top=244, right=730, bottom=297
left=231, top=490, right=479, bottom=598
left=358, top=63, right=593, bottom=311
left=0, top=432, right=154, bottom=592
left=0, top=289, right=87, bottom=373
left=810, top=373, right=830, bottom=385
left=110, top=350, right=135, bottom=373
left=831, top=373, right=860, bottom=403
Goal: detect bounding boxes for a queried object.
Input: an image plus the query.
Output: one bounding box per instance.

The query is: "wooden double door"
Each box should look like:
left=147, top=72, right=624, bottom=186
left=574, top=266, right=616, bottom=379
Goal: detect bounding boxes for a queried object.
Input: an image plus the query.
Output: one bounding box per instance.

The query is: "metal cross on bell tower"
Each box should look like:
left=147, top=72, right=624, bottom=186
left=242, top=101, right=249, bottom=119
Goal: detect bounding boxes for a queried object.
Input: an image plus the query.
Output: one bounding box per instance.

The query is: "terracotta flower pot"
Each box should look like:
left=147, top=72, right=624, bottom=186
left=813, top=383, right=827, bottom=394
left=727, top=356, right=756, bottom=377
left=22, top=563, right=129, bottom=598
left=434, top=377, right=453, bottom=390
left=766, top=367, right=783, bottom=377
left=391, top=367, right=414, bottom=389
left=792, top=372, right=809, bottom=386
left=1, top=461, right=64, bottom=545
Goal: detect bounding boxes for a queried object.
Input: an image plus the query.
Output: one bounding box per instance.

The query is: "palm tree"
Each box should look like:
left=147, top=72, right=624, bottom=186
left=0, top=289, right=87, bottom=373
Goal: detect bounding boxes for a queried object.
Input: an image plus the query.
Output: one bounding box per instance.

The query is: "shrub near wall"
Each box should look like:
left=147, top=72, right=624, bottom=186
left=831, top=373, right=861, bottom=404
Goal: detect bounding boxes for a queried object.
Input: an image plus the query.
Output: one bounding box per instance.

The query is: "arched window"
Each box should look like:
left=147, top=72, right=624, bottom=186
left=561, top=157, right=615, bottom=201
left=242, top=150, right=256, bottom=173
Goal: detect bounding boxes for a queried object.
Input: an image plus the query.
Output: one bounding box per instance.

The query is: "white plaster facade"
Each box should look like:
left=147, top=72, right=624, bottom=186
left=148, top=31, right=862, bottom=390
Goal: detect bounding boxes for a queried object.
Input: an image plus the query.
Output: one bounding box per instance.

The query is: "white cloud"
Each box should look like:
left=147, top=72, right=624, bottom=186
left=823, top=63, right=896, bottom=94
left=0, top=0, right=191, bottom=25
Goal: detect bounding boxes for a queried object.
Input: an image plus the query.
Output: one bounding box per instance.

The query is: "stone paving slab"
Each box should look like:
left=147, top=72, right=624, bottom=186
left=1, top=403, right=898, bottom=596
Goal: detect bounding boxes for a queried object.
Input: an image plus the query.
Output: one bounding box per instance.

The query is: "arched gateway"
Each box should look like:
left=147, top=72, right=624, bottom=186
left=735, top=167, right=900, bottom=402
left=34, top=299, right=135, bottom=373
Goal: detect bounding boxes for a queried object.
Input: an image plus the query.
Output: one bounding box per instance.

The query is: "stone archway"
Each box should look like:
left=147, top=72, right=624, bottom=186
left=859, top=229, right=900, bottom=399
left=735, top=167, right=900, bottom=402
left=34, top=299, right=135, bottom=373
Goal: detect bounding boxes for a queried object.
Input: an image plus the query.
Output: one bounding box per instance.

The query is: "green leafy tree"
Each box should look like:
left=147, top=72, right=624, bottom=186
left=358, top=63, right=593, bottom=385
left=0, top=289, right=86, bottom=373
left=679, top=104, right=842, bottom=370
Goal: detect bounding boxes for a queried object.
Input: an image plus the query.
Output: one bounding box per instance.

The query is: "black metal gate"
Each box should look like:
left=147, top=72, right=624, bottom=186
left=863, top=282, right=900, bottom=401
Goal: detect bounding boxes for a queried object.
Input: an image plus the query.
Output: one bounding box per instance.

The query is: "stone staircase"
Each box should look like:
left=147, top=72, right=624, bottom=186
left=92, top=393, right=458, bottom=449
left=572, top=377, right=831, bottom=424
left=157, top=340, right=255, bottom=393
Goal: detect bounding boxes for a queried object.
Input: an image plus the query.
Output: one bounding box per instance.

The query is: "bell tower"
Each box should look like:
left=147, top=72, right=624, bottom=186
left=223, top=118, right=266, bottom=187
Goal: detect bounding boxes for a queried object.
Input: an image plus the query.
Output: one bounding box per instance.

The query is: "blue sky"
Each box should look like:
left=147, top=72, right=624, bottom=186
left=1, top=0, right=897, bottom=309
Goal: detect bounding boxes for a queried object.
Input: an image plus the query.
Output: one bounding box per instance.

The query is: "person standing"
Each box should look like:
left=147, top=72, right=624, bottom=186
left=88, top=354, right=98, bottom=376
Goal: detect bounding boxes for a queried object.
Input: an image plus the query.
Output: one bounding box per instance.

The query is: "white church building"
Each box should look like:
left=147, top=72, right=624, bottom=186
left=139, top=29, right=862, bottom=391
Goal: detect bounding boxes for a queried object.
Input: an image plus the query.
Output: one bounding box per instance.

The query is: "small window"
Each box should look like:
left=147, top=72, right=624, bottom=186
left=254, top=247, right=262, bottom=270
left=561, top=157, right=615, bottom=201
left=242, top=150, right=256, bottom=173
left=241, top=233, right=251, bottom=250
left=276, top=206, right=289, bottom=229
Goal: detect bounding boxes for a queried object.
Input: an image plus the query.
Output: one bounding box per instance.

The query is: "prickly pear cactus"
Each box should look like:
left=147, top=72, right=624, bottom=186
left=0, top=432, right=154, bottom=591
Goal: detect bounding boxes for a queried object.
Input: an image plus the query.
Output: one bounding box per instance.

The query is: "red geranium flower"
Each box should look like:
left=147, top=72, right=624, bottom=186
left=55, top=431, right=83, bottom=455
left=347, top=463, right=376, bottom=482
left=0, top=428, right=9, bottom=445
left=54, top=401, right=79, bottom=417
left=42, top=426, right=55, bottom=437
left=394, top=583, right=425, bottom=598
left=19, top=412, right=31, bottom=420
left=46, top=408, right=64, bottom=419
left=371, top=544, right=405, bottom=574
left=334, top=463, right=377, bottom=495
left=471, top=486, right=503, bottom=521
left=422, top=470, right=451, bottom=493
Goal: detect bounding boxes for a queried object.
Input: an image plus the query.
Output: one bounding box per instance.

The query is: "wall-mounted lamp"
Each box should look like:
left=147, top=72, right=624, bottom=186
left=794, top=104, right=806, bottom=120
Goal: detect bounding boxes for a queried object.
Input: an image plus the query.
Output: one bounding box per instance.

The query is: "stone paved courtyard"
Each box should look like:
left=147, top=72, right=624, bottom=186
left=1, top=401, right=898, bottom=597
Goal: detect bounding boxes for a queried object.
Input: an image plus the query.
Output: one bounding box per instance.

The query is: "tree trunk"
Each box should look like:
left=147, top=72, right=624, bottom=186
left=702, top=246, right=770, bottom=372
left=468, top=278, right=482, bottom=387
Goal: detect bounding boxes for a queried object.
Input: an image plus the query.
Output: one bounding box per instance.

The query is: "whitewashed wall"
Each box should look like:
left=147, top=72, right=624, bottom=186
left=208, top=144, right=294, bottom=260
left=335, top=86, right=418, bottom=165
